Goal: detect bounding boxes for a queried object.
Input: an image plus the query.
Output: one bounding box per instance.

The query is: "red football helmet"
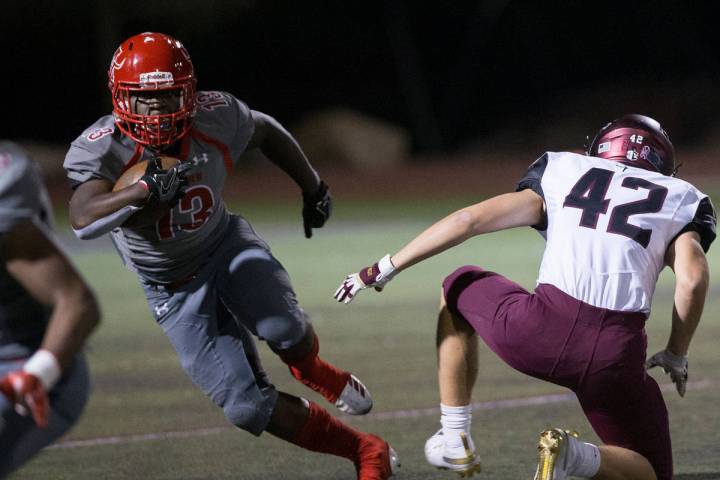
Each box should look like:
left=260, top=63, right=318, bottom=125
left=586, top=114, right=676, bottom=176
left=108, top=32, right=197, bottom=147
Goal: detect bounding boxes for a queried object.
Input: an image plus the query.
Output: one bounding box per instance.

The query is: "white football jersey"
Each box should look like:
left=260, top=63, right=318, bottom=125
left=517, top=151, right=716, bottom=314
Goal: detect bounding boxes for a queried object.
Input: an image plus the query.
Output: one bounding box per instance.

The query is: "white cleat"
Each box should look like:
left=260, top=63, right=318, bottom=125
left=388, top=444, right=401, bottom=477
left=533, top=428, right=579, bottom=480
left=335, top=374, right=373, bottom=415
left=424, top=429, right=481, bottom=477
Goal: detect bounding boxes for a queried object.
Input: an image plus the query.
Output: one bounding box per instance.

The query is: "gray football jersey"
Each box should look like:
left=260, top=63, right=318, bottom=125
left=0, top=142, right=54, bottom=358
left=64, top=91, right=255, bottom=284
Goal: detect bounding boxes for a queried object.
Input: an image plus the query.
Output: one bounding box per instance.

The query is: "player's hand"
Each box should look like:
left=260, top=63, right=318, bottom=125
left=139, top=157, right=190, bottom=204
left=334, top=255, right=397, bottom=304
left=646, top=349, right=688, bottom=397
left=0, top=371, right=50, bottom=427
left=302, top=181, right=332, bottom=238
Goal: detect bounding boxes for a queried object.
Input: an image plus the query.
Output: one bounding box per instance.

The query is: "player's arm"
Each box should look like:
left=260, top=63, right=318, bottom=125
left=0, top=220, right=100, bottom=425
left=248, top=111, right=320, bottom=192
left=646, top=231, right=709, bottom=397
left=248, top=110, right=331, bottom=238
left=69, top=159, right=187, bottom=238
left=391, top=189, right=544, bottom=270
left=664, top=231, right=709, bottom=355
left=334, top=189, right=544, bottom=303
left=69, top=178, right=147, bottom=230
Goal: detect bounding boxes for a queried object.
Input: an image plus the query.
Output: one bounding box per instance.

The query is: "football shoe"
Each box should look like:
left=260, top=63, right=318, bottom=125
left=356, top=434, right=400, bottom=480
left=424, top=429, right=481, bottom=477
left=335, top=374, right=373, bottom=415
left=533, top=428, right=579, bottom=480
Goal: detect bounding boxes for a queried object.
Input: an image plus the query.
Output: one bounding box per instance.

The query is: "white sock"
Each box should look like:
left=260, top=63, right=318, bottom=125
left=567, top=435, right=601, bottom=478
left=440, top=403, right=472, bottom=450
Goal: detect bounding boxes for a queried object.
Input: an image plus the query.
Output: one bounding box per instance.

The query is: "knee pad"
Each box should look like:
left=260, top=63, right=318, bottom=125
left=261, top=315, right=307, bottom=351
left=264, top=311, right=311, bottom=354
left=224, top=402, right=270, bottom=436
left=222, top=385, right=278, bottom=436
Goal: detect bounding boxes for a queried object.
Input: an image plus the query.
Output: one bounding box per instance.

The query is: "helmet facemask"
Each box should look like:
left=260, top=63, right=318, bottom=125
left=111, top=81, right=196, bottom=147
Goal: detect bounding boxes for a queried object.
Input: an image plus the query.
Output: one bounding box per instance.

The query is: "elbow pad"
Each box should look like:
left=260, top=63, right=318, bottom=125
left=73, top=205, right=141, bottom=240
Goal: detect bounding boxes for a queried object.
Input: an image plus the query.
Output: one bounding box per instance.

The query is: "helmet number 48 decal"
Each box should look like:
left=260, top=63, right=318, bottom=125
left=156, top=185, right=215, bottom=240
left=563, top=167, right=668, bottom=248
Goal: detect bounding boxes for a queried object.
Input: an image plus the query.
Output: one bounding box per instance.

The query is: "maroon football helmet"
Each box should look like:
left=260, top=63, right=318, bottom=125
left=586, top=114, right=676, bottom=176
left=108, top=32, right=197, bottom=147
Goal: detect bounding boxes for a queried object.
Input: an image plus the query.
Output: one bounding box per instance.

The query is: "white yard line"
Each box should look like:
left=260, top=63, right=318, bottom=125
left=49, top=379, right=712, bottom=450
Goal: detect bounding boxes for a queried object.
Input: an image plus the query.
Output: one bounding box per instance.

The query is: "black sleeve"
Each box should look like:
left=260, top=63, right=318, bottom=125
left=516, top=153, right=549, bottom=231
left=675, top=196, right=716, bottom=252
left=516, top=153, right=549, bottom=201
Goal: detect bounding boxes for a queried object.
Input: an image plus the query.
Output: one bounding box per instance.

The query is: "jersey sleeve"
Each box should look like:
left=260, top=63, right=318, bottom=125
left=229, top=97, right=255, bottom=165
left=194, top=92, right=255, bottom=167
left=64, top=118, right=123, bottom=188
left=0, top=144, right=45, bottom=233
left=516, top=153, right=549, bottom=199
left=516, top=152, right=550, bottom=230
left=672, top=191, right=716, bottom=252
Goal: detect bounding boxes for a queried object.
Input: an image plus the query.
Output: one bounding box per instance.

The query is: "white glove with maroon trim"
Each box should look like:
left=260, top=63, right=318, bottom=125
left=334, top=255, right=397, bottom=304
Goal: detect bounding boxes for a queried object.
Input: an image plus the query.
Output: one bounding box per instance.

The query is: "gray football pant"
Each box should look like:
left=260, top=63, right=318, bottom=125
left=142, top=246, right=308, bottom=436
left=0, top=354, right=90, bottom=478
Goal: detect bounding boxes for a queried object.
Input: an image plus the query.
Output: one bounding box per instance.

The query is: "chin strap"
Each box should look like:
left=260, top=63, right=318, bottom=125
left=671, top=162, right=683, bottom=177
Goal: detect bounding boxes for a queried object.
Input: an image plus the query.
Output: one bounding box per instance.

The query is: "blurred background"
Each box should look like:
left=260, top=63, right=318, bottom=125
left=3, top=0, right=720, bottom=196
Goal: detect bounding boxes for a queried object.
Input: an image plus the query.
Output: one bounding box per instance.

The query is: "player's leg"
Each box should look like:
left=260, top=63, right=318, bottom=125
left=267, top=392, right=399, bottom=480
left=537, top=312, right=667, bottom=480
left=424, top=290, right=481, bottom=476
left=147, top=279, right=399, bottom=479
left=533, top=429, right=654, bottom=480
left=595, top=446, right=656, bottom=479
left=0, top=354, right=90, bottom=478
left=218, top=246, right=371, bottom=414
left=437, top=291, right=478, bottom=406
left=572, top=376, right=668, bottom=479
left=145, top=282, right=280, bottom=435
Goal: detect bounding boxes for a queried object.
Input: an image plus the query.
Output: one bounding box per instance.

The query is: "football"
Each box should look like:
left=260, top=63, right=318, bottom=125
left=113, top=156, right=182, bottom=228
left=112, top=155, right=182, bottom=192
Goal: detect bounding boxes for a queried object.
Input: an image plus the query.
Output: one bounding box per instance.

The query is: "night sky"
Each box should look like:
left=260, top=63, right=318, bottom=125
left=3, top=1, right=719, bottom=151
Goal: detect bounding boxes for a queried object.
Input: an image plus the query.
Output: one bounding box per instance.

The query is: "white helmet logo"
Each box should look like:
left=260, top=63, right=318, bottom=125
left=139, top=71, right=175, bottom=87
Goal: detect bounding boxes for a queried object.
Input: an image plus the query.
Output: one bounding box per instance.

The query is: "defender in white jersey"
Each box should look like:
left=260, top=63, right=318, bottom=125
left=0, top=142, right=100, bottom=478
left=335, top=115, right=715, bottom=480
left=64, top=33, right=397, bottom=480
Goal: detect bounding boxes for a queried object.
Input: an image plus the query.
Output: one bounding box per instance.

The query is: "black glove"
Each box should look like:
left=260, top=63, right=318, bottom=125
left=302, top=181, right=332, bottom=238
left=140, top=157, right=189, bottom=205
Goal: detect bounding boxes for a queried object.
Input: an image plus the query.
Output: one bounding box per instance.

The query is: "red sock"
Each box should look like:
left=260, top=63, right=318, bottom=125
left=289, top=400, right=361, bottom=462
left=290, top=401, right=393, bottom=480
left=281, top=334, right=349, bottom=403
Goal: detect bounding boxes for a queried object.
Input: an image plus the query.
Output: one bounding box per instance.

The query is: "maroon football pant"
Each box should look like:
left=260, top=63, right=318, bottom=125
left=442, top=266, right=672, bottom=480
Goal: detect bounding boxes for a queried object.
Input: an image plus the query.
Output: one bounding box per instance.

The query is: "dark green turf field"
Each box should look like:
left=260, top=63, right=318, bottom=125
left=10, top=199, right=720, bottom=479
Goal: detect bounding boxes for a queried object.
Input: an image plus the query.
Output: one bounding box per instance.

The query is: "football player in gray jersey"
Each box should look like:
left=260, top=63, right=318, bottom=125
left=63, top=32, right=398, bottom=479
left=0, top=142, right=100, bottom=478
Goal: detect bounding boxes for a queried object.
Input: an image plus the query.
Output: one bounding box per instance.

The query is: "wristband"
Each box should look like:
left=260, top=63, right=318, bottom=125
left=23, top=349, right=61, bottom=390
left=378, top=254, right=396, bottom=278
